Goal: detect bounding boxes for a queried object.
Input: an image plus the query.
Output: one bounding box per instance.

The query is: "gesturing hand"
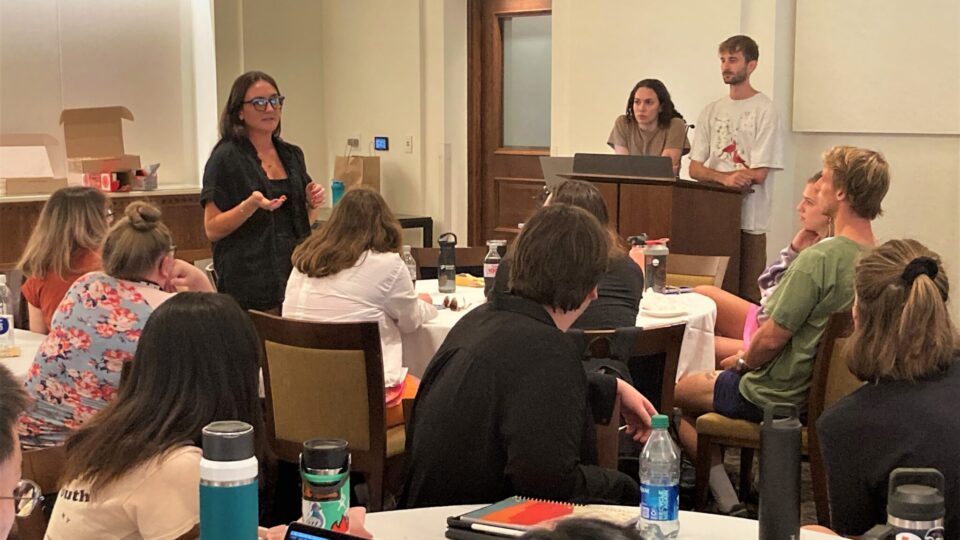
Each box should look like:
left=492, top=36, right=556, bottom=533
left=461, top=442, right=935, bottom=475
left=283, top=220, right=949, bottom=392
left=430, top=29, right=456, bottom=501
left=249, top=190, right=286, bottom=211
left=306, top=182, right=326, bottom=208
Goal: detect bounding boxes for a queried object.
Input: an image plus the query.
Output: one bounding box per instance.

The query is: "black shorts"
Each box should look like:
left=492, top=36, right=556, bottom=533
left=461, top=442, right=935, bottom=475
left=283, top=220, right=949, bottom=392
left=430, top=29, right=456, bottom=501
left=712, top=370, right=764, bottom=423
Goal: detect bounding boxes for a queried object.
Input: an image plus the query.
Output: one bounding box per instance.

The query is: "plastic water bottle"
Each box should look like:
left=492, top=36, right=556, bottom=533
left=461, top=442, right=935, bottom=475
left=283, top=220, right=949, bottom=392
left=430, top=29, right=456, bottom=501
left=401, top=245, right=417, bottom=284
left=638, top=414, right=680, bottom=539
left=483, top=240, right=502, bottom=297
left=0, top=275, right=15, bottom=356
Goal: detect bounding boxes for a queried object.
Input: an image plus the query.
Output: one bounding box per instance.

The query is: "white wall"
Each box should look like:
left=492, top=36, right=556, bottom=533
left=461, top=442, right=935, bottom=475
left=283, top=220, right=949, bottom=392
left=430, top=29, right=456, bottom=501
left=0, top=0, right=217, bottom=185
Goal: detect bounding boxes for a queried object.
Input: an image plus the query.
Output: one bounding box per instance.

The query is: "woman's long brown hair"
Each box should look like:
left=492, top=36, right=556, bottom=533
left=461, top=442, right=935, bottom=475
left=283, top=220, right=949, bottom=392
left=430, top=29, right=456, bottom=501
left=550, top=180, right=627, bottom=257
left=291, top=187, right=403, bottom=277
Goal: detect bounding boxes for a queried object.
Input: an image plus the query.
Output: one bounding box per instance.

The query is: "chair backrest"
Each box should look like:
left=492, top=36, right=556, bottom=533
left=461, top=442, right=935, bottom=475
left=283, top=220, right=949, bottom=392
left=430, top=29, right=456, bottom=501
left=579, top=324, right=686, bottom=413
left=805, top=310, right=858, bottom=526
left=410, top=247, right=487, bottom=279
left=248, top=311, right=387, bottom=464
left=666, top=254, right=730, bottom=288
left=17, top=445, right=67, bottom=540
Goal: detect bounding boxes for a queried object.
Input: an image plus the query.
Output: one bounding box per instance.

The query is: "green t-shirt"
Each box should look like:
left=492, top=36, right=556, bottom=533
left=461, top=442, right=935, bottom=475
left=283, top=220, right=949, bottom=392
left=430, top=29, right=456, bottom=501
left=739, top=236, right=863, bottom=412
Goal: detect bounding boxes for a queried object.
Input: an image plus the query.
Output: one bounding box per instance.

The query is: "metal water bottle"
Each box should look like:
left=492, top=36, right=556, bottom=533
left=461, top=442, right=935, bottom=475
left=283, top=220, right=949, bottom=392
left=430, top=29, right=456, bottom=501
left=301, top=439, right=352, bottom=532
left=643, top=239, right=669, bottom=293
left=199, top=421, right=258, bottom=540
left=331, top=180, right=345, bottom=206
left=438, top=232, right=457, bottom=293
left=863, top=468, right=946, bottom=539
left=759, top=403, right=801, bottom=540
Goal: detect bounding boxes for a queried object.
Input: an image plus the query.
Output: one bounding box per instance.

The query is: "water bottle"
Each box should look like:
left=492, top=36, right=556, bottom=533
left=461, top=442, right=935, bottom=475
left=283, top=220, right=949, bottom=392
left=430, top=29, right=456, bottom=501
left=862, top=468, right=945, bottom=540
left=199, top=421, right=258, bottom=540
left=483, top=240, right=502, bottom=297
left=401, top=245, right=417, bottom=284
left=643, top=239, right=669, bottom=293
left=638, top=414, right=680, bottom=539
left=0, top=275, right=15, bottom=357
left=438, top=232, right=457, bottom=293
left=301, top=439, right=352, bottom=532
left=331, top=180, right=345, bottom=206
left=759, top=403, right=801, bottom=540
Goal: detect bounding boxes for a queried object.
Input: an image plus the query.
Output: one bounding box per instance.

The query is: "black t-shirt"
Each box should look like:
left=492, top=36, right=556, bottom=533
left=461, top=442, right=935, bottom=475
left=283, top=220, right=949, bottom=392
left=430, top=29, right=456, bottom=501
left=493, top=254, right=644, bottom=329
left=400, top=293, right=637, bottom=509
left=200, top=137, right=313, bottom=310
left=817, top=358, right=960, bottom=538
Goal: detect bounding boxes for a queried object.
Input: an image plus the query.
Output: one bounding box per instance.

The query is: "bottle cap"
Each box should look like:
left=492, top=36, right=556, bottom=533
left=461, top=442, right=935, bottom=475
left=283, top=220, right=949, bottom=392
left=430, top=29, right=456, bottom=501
left=887, top=468, right=945, bottom=521
left=202, top=421, right=255, bottom=461
left=651, top=414, right=669, bottom=429
left=302, top=438, right=350, bottom=470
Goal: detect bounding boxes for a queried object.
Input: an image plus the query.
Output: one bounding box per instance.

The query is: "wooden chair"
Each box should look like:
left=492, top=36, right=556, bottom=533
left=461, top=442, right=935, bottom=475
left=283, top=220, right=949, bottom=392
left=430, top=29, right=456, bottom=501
left=249, top=311, right=404, bottom=512
left=692, top=311, right=857, bottom=525
left=577, top=324, right=686, bottom=413
left=666, top=254, right=730, bottom=288
left=410, top=246, right=487, bottom=280
left=16, top=445, right=67, bottom=540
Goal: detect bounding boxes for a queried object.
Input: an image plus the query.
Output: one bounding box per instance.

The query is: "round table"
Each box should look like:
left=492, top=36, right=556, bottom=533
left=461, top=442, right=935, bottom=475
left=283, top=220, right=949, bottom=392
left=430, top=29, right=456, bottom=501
left=364, top=505, right=838, bottom=539
left=1, top=328, right=44, bottom=380
left=402, top=281, right=716, bottom=381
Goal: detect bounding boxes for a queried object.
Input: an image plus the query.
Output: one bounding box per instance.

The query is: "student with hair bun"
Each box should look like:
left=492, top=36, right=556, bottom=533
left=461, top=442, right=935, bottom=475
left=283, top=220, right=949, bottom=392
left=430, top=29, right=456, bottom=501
left=817, top=239, right=960, bottom=538
left=18, top=201, right=213, bottom=448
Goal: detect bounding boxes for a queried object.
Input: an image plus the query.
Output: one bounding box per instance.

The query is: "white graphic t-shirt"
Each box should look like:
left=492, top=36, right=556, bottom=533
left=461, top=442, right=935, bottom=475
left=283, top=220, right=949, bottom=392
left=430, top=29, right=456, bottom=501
left=690, top=93, right=784, bottom=233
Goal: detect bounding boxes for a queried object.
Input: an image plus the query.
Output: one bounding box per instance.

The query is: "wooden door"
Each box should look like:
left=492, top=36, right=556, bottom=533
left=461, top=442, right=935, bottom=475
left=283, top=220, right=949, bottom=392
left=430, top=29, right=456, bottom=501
left=468, top=0, right=551, bottom=245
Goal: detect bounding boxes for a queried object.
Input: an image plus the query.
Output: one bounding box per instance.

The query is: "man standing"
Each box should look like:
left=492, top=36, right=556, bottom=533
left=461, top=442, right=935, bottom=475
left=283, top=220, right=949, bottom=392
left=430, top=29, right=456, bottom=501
left=675, top=146, right=890, bottom=514
left=401, top=204, right=657, bottom=508
left=1, top=365, right=31, bottom=538
left=690, top=35, right=784, bottom=303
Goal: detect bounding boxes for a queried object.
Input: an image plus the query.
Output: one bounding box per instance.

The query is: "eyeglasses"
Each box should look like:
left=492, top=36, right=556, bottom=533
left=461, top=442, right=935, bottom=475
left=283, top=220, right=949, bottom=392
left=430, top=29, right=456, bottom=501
left=0, top=479, right=43, bottom=518
left=168, top=244, right=177, bottom=259
left=243, top=95, right=285, bottom=112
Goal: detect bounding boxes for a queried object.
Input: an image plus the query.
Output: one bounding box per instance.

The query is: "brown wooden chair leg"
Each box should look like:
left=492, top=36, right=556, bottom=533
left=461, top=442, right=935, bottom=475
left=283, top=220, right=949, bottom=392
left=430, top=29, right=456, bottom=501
left=694, top=433, right=714, bottom=511
left=738, top=448, right=754, bottom=500
left=366, top=463, right=384, bottom=512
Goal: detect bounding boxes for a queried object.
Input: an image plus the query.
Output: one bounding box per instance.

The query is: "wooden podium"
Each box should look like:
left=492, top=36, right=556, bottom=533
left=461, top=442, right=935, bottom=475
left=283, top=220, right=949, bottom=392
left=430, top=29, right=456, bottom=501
left=562, top=173, right=746, bottom=295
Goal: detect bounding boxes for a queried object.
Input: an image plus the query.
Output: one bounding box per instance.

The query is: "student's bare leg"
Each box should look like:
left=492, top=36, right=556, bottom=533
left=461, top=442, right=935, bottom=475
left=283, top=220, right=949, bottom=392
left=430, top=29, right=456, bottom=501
left=675, top=370, right=721, bottom=459
left=715, top=336, right=745, bottom=366
left=695, top=285, right=752, bottom=339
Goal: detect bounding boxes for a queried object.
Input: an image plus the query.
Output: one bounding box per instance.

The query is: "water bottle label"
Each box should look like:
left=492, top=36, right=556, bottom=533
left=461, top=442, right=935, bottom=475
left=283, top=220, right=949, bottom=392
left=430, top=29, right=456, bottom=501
left=484, top=262, right=499, bottom=278
left=0, top=315, right=10, bottom=336
left=640, top=483, right=679, bottom=521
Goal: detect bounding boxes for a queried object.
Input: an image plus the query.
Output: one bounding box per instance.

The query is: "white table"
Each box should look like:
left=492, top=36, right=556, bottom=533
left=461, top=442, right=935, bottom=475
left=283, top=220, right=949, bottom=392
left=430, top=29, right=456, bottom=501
left=1, top=328, right=44, bottom=380
left=365, top=505, right=838, bottom=539
left=402, top=281, right=716, bottom=381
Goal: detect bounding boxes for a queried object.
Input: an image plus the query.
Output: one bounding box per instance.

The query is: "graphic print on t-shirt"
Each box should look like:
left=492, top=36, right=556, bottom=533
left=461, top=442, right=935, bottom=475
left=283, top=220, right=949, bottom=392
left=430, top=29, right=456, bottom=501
left=710, top=110, right=759, bottom=170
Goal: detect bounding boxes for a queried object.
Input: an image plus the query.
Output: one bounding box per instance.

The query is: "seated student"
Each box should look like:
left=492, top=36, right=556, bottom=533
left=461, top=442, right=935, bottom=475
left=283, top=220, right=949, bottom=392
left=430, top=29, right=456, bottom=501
left=18, top=187, right=112, bottom=333
left=401, top=204, right=657, bottom=508
left=695, top=171, right=831, bottom=363
left=282, top=187, right=437, bottom=427
left=1, top=364, right=31, bottom=539
left=817, top=240, right=960, bottom=538
left=18, top=202, right=213, bottom=448
left=608, top=79, right=690, bottom=174
left=494, top=180, right=643, bottom=329
left=674, top=145, right=890, bottom=514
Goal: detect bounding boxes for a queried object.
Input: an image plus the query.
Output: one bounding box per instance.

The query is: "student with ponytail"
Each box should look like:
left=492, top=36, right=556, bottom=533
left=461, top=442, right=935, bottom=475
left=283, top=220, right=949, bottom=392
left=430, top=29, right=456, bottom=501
left=817, top=239, right=960, bottom=537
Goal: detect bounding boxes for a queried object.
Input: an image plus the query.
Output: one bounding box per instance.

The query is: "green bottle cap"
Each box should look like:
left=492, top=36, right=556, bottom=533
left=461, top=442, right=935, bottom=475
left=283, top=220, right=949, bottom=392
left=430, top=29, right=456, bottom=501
left=651, top=414, right=670, bottom=429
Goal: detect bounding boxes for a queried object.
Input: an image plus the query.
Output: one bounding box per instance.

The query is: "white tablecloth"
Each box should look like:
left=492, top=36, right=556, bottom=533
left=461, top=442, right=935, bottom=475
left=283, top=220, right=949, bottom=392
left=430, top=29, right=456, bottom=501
left=364, top=505, right=837, bottom=540
left=1, top=328, right=43, bottom=380
left=402, top=281, right=715, bottom=381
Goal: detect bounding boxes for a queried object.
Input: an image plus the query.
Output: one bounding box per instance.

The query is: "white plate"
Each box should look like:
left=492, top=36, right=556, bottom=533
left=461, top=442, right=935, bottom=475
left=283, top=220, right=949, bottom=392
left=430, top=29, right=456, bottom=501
left=640, top=307, right=687, bottom=318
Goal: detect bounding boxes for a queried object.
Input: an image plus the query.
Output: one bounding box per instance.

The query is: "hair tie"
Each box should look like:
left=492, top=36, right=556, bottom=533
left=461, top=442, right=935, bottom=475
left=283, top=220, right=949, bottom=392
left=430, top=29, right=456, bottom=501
left=901, top=256, right=938, bottom=286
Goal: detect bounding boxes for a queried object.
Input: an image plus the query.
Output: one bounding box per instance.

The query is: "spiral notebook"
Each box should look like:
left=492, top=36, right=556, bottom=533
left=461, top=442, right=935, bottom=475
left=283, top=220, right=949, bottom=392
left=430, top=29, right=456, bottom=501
left=445, top=496, right=639, bottom=539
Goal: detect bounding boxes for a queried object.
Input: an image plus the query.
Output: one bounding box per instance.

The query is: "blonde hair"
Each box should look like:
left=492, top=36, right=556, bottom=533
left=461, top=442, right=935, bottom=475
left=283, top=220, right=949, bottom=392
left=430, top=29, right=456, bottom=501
left=292, top=187, right=402, bottom=278
left=102, top=202, right=173, bottom=281
left=18, top=187, right=109, bottom=278
left=848, top=239, right=958, bottom=382
left=821, top=146, right=890, bottom=219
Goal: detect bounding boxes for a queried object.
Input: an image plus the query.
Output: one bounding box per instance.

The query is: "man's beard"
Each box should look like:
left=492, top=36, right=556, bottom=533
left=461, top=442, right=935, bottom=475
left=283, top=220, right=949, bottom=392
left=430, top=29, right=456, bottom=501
left=723, top=69, right=747, bottom=85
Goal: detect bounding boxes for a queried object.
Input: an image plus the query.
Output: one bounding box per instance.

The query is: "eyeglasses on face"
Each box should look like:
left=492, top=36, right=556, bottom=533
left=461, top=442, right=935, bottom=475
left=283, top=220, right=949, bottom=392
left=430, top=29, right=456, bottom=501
left=243, top=95, right=285, bottom=112
left=0, top=479, right=43, bottom=518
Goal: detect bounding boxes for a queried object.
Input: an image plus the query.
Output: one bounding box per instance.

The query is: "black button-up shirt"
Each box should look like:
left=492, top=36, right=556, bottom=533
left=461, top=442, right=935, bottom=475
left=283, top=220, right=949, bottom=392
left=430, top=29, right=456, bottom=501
left=201, top=136, right=313, bottom=310
left=400, top=293, right=639, bottom=508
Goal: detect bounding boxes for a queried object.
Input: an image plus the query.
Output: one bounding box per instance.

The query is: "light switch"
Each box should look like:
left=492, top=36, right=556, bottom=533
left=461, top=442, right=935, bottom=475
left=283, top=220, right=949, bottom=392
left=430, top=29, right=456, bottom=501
left=404, top=136, right=413, bottom=153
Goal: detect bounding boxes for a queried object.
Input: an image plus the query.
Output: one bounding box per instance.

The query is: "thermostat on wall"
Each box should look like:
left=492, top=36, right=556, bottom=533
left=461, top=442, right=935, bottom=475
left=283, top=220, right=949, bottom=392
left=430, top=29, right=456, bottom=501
left=374, top=136, right=389, bottom=151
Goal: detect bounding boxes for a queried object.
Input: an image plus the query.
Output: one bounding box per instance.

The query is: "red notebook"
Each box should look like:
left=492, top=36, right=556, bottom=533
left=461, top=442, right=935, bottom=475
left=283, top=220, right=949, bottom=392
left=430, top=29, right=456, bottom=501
left=453, top=496, right=638, bottom=535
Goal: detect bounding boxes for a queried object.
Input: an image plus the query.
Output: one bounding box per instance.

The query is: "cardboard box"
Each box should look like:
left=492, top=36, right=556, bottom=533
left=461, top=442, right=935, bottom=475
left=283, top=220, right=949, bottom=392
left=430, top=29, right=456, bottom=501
left=60, top=106, right=141, bottom=188
left=0, top=133, right=67, bottom=195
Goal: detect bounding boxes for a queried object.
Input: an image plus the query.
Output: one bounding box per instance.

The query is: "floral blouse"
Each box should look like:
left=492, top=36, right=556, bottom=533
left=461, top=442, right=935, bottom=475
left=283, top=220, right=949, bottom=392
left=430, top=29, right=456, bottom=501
left=19, top=273, right=155, bottom=448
